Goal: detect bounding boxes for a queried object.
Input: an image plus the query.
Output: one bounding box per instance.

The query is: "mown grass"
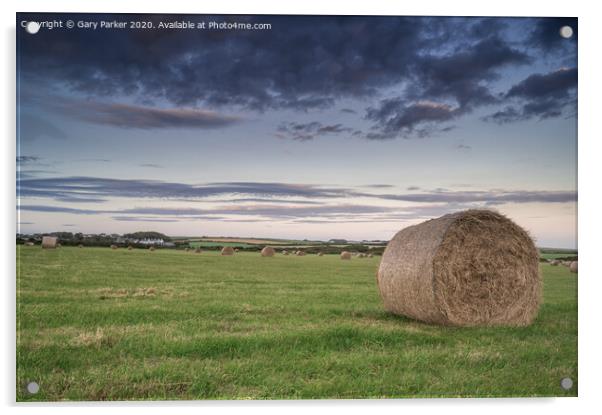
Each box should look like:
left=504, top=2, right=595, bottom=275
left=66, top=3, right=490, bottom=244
left=16, top=246, right=577, bottom=401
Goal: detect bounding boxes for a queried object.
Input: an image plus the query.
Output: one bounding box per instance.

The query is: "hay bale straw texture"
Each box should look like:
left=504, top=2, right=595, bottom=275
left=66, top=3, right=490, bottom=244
left=221, top=246, right=234, bottom=256
left=41, top=236, right=57, bottom=249
left=550, top=259, right=559, bottom=266
left=261, top=246, right=275, bottom=257
left=377, top=210, right=541, bottom=327
left=340, top=251, right=352, bottom=260
left=569, top=261, right=578, bottom=273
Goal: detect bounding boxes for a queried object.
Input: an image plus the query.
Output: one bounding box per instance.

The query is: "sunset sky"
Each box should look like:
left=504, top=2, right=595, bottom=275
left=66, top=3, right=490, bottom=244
left=16, top=14, right=577, bottom=247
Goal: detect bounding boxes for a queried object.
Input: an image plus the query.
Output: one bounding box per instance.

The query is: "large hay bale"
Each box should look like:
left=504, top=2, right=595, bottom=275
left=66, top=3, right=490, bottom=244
left=41, top=236, right=57, bottom=249
left=261, top=246, right=275, bottom=257
left=550, top=259, right=559, bottom=266
left=569, top=261, right=578, bottom=273
left=340, top=251, right=352, bottom=260
left=221, top=246, right=234, bottom=256
left=377, top=210, right=541, bottom=327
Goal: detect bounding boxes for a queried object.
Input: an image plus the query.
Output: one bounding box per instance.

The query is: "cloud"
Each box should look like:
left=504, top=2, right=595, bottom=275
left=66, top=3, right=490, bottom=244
left=17, top=176, right=354, bottom=203
left=51, top=99, right=241, bottom=129
left=16, top=156, right=40, bottom=164
left=483, top=67, right=577, bottom=123
left=365, top=99, right=459, bottom=138
left=276, top=121, right=353, bottom=141
left=372, top=189, right=576, bottom=204
left=455, top=144, right=471, bottom=151
left=139, top=163, right=164, bottom=168
left=529, top=17, right=577, bottom=54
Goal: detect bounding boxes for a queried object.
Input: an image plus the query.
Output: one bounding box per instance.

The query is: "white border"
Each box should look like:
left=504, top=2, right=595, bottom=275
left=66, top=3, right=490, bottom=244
left=3, top=1, right=600, bottom=414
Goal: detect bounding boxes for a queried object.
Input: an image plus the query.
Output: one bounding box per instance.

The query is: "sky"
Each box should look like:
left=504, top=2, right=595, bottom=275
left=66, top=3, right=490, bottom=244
left=16, top=14, right=577, bottom=248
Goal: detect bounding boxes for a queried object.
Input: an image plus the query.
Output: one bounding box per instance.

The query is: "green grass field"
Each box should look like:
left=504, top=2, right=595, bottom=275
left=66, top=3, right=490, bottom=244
left=16, top=246, right=577, bottom=401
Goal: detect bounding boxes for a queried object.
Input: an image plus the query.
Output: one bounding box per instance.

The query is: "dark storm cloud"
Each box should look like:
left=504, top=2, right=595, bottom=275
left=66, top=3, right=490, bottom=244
left=529, top=17, right=577, bottom=53
left=483, top=67, right=577, bottom=123
left=18, top=14, right=422, bottom=111
left=19, top=15, right=550, bottom=136
left=364, top=36, right=531, bottom=138
left=276, top=121, right=353, bottom=141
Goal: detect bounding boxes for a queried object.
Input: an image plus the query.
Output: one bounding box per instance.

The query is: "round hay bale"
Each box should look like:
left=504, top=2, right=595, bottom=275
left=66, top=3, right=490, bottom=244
left=549, top=259, right=559, bottom=266
left=296, top=251, right=306, bottom=256
left=194, top=247, right=202, bottom=254
left=110, top=244, right=118, bottom=250
left=282, top=250, right=289, bottom=255
left=41, top=236, right=58, bottom=249
left=261, top=246, right=275, bottom=257
left=569, top=261, right=578, bottom=273
left=317, top=252, right=324, bottom=256
left=340, top=251, right=352, bottom=260
left=221, top=246, right=234, bottom=256
left=149, top=246, right=155, bottom=252
left=377, top=210, right=541, bottom=327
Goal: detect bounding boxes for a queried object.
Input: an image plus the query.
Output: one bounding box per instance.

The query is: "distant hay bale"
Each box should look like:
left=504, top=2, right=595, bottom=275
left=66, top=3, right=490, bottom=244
left=550, top=259, right=559, bottom=266
left=194, top=247, right=202, bottom=254
left=127, top=245, right=133, bottom=250
left=282, top=250, right=289, bottom=255
left=296, top=251, right=306, bottom=256
left=221, top=246, right=234, bottom=256
left=377, top=210, right=541, bottom=327
left=261, top=246, right=275, bottom=257
left=569, top=261, right=578, bottom=273
left=317, top=252, right=324, bottom=256
left=111, top=244, right=118, bottom=250
left=368, top=254, right=374, bottom=258
left=149, top=246, right=155, bottom=252
left=340, top=251, right=352, bottom=260
left=25, top=241, right=34, bottom=246
left=562, top=261, right=571, bottom=267
left=41, top=236, right=57, bottom=249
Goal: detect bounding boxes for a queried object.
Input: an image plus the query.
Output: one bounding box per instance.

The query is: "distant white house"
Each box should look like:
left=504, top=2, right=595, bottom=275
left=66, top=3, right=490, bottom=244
left=135, top=238, right=165, bottom=246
